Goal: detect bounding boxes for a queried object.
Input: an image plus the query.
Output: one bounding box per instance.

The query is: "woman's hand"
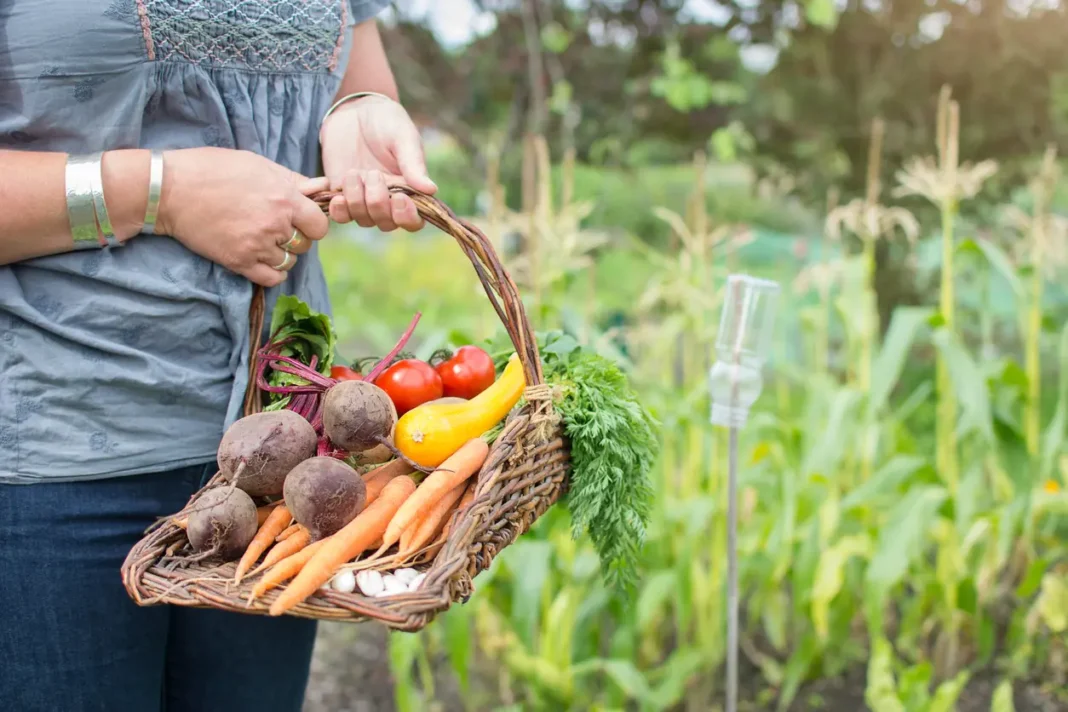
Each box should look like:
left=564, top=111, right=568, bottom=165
left=319, top=95, right=437, bottom=233
left=156, top=148, right=331, bottom=287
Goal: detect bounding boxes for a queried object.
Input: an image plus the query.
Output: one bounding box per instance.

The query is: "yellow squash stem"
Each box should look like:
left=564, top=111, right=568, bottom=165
left=394, top=354, right=527, bottom=468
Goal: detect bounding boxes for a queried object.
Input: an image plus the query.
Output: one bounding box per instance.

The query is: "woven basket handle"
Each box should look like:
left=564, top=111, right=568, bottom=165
left=244, top=187, right=543, bottom=415
left=262, top=186, right=542, bottom=386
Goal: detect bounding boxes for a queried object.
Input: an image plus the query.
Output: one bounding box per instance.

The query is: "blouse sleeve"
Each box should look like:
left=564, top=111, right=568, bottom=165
left=348, top=0, right=390, bottom=24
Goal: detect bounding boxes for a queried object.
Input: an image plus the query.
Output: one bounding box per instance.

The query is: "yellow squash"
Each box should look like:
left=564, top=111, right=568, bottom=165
left=394, top=354, right=526, bottom=468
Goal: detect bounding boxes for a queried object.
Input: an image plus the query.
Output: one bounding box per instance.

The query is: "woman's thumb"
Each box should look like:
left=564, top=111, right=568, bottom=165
left=394, top=130, right=437, bottom=194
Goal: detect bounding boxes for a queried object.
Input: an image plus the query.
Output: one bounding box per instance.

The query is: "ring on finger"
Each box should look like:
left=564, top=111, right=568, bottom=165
left=272, top=250, right=296, bottom=272
left=281, top=228, right=304, bottom=251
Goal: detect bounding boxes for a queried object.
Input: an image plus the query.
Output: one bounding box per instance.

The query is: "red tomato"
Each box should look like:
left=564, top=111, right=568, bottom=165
left=374, top=359, right=443, bottom=415
left=434, top=346, right=496, bottom=400
left=330, top=365, right=361, bottom=381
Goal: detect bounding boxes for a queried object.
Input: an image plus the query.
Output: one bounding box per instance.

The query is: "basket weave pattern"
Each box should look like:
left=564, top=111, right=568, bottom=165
left=121, top=187, right=570, bottom=631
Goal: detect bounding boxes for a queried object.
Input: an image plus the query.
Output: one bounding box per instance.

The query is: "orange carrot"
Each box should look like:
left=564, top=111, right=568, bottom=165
left=248, top=539, right=328, bottom=602
left=276, top=523, right=302, bottom=542
left=442, top=482, right=476, bottom=539
left=268, top=476, right=417, bottom=616
left=399, top=480, right=468, bottom=558
left=363, top=459, right=415, bottom=505
left=380, top=439, right=488, bottom=551
left=234, top=505, right=293, bottom=583
left=398, top=524, right=415, bottom=555
left=250, top=526, right=311, bottom=575
left=256, top=505, right=278, bottom=527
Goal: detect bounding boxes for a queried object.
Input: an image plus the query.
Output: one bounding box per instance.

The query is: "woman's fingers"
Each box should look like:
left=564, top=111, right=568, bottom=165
left=245, top=263, right=289, bottom=288
left=390, top=193, right=423, bottom=232
left=363, top=171, right=397, bottom=232
left=298, top=175, right=331, bottom=196
left=279, top=228, right=313, bottom=256
left=332, top=169, right=422, bottom=232
left=341, top=172, right=374, bottom=228
left=328, top=194, right=353, bottom=224
left=291, top=194, right=330, bottom=242
left=264, top=246, right=297, bottom=273
left=393, top=129, right=437, bottom=195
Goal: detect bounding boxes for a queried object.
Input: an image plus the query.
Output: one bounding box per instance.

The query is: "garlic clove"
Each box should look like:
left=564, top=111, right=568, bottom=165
left=331, top=569, right=357, bottom=593
left=355, top=569, right=384, bottom=597
left=393, top=567, right=420, bottom=585
left=381, top=574, right=408, bottom=596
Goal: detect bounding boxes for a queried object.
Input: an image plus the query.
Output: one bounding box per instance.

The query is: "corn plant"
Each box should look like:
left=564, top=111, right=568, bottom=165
left=1000, top=146, right=1067, bottom=459
left=825, top=117, right=920, bottom=483
left=894, top=86, right=998, bottom=495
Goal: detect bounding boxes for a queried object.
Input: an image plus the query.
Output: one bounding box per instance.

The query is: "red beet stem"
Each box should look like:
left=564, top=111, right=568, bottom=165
left=261, top=353, right=335, bottom=389
left=315, top=434, right=347, bottom=459
left=363, top=312, right=422, bottom=383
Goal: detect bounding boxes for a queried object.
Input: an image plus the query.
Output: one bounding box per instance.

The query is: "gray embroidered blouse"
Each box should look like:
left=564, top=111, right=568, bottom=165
left=0, top=0, right=388, bottom=483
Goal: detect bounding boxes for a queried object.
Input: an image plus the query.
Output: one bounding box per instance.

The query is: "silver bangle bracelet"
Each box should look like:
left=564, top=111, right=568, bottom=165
left=142, top=150, right=164, bottom=235
left=319, top=91, right=395, bottom=138
left=65, top=154, right=105, bottom=249
left=89, top=153, right=121, bottom=249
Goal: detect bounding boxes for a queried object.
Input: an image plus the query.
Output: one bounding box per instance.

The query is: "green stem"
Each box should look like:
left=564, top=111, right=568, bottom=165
left=818, top=288, right=830, bottom=376
left=860, top=236, right=877, bottom=483
left=1025, top=263, right=1043, bottom=458
left=937, top=200, right=959, bottom=494
left=859, top=235, right=876, bottom=395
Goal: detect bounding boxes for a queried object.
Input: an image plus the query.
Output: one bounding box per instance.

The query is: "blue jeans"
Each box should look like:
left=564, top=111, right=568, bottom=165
left=0, top=463, right=318, bottom=712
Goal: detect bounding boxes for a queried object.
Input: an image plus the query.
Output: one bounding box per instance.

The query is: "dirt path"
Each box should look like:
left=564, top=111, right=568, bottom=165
left=303, top=623, right=397, bottom=712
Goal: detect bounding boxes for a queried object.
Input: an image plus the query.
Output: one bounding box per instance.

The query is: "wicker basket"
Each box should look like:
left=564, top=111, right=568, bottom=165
left=121, top=187, right=570, bottom=631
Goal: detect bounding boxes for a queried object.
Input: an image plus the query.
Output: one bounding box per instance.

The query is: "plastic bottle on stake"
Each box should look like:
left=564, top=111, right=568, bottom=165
left=709, top=275, right=779, bottom=427
left=711, top=273, right=779, bottom=712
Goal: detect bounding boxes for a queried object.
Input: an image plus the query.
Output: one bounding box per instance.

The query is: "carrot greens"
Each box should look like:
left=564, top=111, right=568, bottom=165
left=491, top=330, right=659, bottom=597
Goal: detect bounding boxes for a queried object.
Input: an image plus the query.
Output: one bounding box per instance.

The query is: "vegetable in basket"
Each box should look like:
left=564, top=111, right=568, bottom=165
left=393, top=353, right=526, bottom=468
left=249, top=303, right=433, bottom=473
left=268, top=475, right=419, bottom=616
left=262, top=295, right=337, bottom=411
left=186, top=487, right=259, bottom=562
left=234, top=505, right=293, bottom=583
left=432, top=345, right=496, bottom=399
left=217, top=410, right=318, bottom=497
left=488, top=329, right=659, bottom=596
left=372, top=357, right=444, bottom=415
left=330, top=364, right=361, bottom=381
left=321, top=379, right=398, bottom=453
left=283, top=457, right=368, bottom=540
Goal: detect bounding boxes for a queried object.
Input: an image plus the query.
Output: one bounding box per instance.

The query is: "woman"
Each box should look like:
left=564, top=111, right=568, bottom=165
left=0, top=2, right=434, bottom=710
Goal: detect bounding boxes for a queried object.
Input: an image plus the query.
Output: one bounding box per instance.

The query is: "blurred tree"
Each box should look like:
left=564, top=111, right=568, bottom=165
left=382, top=0, right=748, bottom=167
left=381, top=0, right=1068, bottom=327
left=384, top=0, right=1068, bottom=186
left=746, top=0, right=1068, bottom=204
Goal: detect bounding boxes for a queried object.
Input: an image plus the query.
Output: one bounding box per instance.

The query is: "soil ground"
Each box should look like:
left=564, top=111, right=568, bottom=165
left=302, top=624, right=1067, bottom=712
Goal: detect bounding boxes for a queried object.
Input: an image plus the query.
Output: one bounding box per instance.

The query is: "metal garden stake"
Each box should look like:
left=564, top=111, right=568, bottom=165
left=708, top=274, right=779, bottom=712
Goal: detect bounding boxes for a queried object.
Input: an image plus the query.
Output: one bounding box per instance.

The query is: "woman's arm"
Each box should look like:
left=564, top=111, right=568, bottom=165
left=333, top=19, right=399, bottom=102
left=0, top=147, right=330, bottom=286
left=0, top=149, right=150, bottom=265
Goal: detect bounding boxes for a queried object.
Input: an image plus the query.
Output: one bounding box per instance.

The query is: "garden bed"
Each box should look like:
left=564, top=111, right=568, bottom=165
left=302, top=626, right=1068, bottom=712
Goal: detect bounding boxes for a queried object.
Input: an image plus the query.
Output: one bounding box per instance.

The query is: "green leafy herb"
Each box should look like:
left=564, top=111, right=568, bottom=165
left=489, top=330, right=659, bottom=596
left=264, top=295, right=337, bottom=407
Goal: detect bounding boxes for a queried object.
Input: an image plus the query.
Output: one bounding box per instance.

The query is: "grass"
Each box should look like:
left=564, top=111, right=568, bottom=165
left=320, top=109, right=1068, bottom=711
